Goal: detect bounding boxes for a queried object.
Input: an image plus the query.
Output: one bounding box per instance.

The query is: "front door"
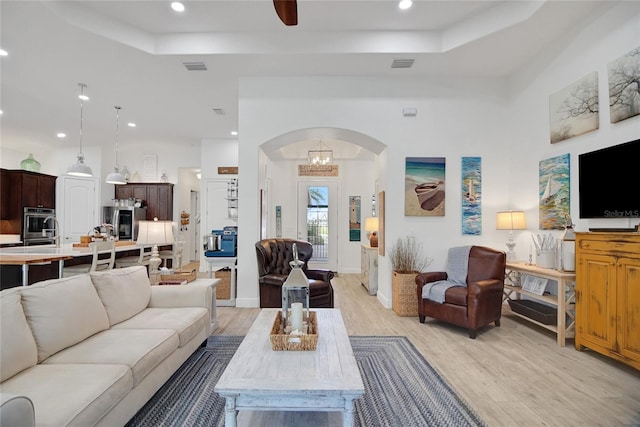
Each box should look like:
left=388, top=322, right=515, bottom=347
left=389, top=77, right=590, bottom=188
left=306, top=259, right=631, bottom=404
left=297, top=181, right=338, bottom=271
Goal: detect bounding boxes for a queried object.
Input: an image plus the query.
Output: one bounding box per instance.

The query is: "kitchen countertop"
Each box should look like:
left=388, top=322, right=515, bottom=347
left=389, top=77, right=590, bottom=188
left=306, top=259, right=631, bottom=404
left=0, top=242, right=141, bottom=257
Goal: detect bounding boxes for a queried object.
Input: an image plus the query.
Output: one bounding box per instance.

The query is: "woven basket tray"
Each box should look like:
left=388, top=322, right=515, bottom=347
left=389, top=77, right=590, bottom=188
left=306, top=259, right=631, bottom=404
left=270, top=311, right=318, bottom=351
left=160, top=270, right=197, bottom=283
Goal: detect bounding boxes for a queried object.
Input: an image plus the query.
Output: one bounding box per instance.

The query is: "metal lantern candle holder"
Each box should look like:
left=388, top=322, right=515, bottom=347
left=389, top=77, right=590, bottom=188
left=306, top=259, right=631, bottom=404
left=281, top=243, right=310, bottom=331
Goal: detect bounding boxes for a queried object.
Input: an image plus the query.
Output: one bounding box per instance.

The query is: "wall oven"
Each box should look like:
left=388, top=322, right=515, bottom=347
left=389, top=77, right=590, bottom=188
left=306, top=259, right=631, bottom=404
left=23, top=207, right=56, bottom=245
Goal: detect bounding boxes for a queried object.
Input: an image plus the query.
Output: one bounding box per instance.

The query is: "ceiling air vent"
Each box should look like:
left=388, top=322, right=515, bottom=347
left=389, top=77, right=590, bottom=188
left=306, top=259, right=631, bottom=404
left=391, top=59, right=414, bottom=69
left=183, top=61, right=207, bottom=71
left=212, top=108, right=226, bottom=115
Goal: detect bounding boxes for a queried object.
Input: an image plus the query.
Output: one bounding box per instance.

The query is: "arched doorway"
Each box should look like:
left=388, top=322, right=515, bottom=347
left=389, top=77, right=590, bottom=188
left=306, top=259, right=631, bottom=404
left=260, top=127, right=386, bottom=272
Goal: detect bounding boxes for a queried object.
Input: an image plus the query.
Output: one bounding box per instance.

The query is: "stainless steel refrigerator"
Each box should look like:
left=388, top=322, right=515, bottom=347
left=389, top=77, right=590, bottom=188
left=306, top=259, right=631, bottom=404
left=102, top=206, right=147, bottom=241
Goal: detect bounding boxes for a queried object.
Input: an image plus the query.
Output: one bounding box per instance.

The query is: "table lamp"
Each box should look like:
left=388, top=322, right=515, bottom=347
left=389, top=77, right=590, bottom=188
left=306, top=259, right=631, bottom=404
left=496, top=210, right=527, bottom=261
left=364, top=217, right=379, bottom=247
left=137, top=218, right=175, bottom=285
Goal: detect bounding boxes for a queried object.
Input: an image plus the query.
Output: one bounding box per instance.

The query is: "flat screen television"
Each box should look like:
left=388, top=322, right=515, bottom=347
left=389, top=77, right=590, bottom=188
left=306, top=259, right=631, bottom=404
left=579, top=139, right=640, bottom=219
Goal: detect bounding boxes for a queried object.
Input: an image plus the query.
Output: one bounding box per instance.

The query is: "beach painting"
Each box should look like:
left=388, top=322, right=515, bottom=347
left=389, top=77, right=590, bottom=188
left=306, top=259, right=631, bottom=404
left=405, top=157, right=445, bottom=216
left=461, top=157, right=481, bottom=235
left=349, top=196, right=361, bottom=241
left=539, top=153, right=570, bottom=230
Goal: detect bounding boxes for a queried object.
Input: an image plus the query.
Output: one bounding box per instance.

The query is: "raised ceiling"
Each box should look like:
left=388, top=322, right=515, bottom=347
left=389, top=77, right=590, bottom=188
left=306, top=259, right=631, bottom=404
left=0, top=1, right=611, bottom=153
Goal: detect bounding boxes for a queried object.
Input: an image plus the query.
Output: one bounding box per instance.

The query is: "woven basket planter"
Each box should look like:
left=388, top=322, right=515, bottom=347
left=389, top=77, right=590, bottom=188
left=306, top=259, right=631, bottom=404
left=392, top=271, right=419, bottom=317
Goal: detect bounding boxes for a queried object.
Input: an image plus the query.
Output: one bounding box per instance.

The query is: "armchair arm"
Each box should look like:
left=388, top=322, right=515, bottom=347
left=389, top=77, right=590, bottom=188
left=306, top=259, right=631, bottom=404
left=305, top=269, right=334, bottom=282
left=467, top=279, right=504, bottom=297
left=415, top=271, right=447, bottom=290
left=467, top=279, right=505, bottom=328
left=259, top=274, right=287, bottom=286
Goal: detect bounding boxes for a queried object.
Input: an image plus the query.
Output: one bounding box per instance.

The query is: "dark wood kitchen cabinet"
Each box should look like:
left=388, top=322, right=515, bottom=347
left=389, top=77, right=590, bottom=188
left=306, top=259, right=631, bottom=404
left=0, top=169, right=56, bottom=232
left=19, top=172, right=57, bottom=209
left=115, top=183, right=173, bottom=220
left=1, top=169, right=56, bottom=210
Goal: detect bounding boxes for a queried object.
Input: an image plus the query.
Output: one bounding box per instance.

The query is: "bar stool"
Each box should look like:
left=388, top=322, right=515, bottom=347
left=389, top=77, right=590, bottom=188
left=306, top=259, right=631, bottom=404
left=63, top=241, right=116, bottom=277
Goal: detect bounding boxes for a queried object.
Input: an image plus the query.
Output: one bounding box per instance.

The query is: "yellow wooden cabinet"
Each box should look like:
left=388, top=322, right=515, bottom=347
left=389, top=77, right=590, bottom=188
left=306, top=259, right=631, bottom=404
left=575, top=232, right=640, bottom=370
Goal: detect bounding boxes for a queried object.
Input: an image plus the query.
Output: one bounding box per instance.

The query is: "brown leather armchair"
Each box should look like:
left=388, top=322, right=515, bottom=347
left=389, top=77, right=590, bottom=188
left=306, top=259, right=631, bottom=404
left=415, top=245, right=506, bottom=339
left=255, top=239, right=334, bottom=308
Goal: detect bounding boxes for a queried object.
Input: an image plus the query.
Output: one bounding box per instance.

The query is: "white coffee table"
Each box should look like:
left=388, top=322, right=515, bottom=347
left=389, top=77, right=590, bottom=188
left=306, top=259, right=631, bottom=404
left=214, top=308, right=364, bottom=427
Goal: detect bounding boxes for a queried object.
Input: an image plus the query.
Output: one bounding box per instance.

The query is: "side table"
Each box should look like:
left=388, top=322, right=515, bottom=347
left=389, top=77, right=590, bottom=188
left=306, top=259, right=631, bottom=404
left=188, top=278, right=219, bottom=332
left=205, top=256, right=237, bottom=307
left=502, top=261, right=575, bottom=347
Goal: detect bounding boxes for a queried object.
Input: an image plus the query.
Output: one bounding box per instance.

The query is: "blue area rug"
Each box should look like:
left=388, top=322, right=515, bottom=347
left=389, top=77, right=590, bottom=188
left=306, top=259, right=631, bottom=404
left=127, top=335, right=485, bottom=427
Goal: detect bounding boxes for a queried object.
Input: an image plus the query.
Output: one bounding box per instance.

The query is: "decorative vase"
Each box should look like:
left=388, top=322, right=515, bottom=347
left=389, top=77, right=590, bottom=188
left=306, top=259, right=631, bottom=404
left=20, top=153, right=41, bottom=172
left=369, top=232, right=378, bottom=248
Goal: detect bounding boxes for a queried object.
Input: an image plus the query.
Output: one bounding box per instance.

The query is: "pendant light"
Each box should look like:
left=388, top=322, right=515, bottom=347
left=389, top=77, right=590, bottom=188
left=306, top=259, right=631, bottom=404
left=105, top=106, right=126, bottom=185
left=67, top=83, right=93, bottom=177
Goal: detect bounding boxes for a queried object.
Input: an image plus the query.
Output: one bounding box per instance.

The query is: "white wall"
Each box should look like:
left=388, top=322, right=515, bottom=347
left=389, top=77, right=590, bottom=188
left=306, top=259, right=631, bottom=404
left=506, top=1, right=640, bottom=256
left=234, top=2, right=640, bottom=308
left=237, top=76, right=511, bottom=307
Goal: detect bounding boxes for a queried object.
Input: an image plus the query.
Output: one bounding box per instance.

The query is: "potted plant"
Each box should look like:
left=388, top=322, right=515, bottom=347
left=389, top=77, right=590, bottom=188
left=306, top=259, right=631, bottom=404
left=389, top=236, right=431, bottom=317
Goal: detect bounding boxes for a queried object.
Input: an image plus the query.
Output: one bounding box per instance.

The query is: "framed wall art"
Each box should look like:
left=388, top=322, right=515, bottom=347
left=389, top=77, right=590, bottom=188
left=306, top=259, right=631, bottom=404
left=539, top=153, right=570, bottom=230
left=404, top=157, right=445, bottom=217
left=608, top=46, right=640, bottom=123
left=349, top=196, right=361, bottom=241
left=378, top=191, right=385, bottom=256
left=461, top=157, right=481, bottom=235
left=549, top=71, right=599, bottom=144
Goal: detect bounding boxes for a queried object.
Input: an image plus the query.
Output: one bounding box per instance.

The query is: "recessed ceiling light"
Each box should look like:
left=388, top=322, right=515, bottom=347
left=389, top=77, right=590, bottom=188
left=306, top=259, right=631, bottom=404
left=57, top=132, right=66, bottom=138
left=128, top=122, right=136, bottom=127
left=171, top=2, right=185, bottom=12
left=398, top=0, right=412, bottom=10
left=0, top=110, right=3, bottom=115
left=231, top=131, right=238, bottom=136
left=0, top=49, right=7, bottom=56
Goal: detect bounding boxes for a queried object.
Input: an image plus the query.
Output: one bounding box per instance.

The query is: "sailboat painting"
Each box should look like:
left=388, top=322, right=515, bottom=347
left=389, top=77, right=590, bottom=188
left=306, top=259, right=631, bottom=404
left=461, top=157, right=482, bottom=235
left=539, top=153, right=570, bottom=229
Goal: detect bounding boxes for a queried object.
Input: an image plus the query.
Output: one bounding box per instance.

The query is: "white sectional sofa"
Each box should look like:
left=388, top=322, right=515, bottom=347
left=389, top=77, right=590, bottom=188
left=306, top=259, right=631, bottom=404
left=0, top=266, right=215, bottom=426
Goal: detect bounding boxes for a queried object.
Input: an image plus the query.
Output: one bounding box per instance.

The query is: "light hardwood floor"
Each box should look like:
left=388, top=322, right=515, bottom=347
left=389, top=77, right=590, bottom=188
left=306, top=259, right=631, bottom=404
left=213, top=274, right=640, bottom=427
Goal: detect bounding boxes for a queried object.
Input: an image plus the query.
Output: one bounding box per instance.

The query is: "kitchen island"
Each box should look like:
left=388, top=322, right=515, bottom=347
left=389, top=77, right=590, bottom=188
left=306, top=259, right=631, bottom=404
left=0, top=242, right=152, bottom=287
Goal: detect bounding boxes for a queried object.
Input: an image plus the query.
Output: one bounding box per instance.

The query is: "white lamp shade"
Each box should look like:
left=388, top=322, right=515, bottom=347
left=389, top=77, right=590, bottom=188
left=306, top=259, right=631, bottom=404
left=105, top=169, right=126, bottom=185
left=137, top=220, right=175, bottom=245
left=364, top=217, right=379, bottom=233
left=496, top=211, right=527, bottom=230
left=67, top=156, right=93, bottom=177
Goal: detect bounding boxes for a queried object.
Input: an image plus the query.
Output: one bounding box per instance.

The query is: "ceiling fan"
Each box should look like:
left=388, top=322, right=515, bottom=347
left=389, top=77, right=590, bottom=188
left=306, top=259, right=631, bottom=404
left=273, top=0, right=298, bottom=26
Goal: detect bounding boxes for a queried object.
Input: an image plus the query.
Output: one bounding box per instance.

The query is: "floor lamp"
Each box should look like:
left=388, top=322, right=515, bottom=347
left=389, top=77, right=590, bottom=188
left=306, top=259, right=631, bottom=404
left=496, top=211, right=527, bottom=261
left=137, top=219, right=175, bottom=285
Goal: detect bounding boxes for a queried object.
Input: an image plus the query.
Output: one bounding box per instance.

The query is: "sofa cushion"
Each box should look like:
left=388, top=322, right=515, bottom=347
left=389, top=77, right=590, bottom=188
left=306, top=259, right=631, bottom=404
left=112, top=307, right=208, bottom=347
left=0, top=290, right=38, bottom=382
left=90, top=266, right=151, bottom=326
left=42, top=329, right=179, bottom=386
left=20, top=275, right=110, bottom=363
left=0, top=364, right=132, bottom=427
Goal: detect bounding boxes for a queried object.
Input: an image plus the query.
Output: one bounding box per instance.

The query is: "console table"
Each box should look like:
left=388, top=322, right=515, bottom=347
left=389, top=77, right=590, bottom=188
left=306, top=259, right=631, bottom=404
left=360, top=244, right=378, bottom=295
left=502, top=261, right=576, bottom=347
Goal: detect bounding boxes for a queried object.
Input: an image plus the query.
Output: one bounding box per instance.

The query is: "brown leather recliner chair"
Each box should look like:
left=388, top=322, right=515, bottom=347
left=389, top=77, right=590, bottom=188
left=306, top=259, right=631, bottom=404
left=255, top=239, right=334, bottom=308
left=415, top=245, right=506, bottom=339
